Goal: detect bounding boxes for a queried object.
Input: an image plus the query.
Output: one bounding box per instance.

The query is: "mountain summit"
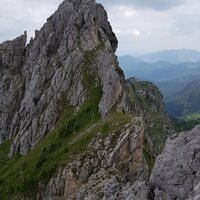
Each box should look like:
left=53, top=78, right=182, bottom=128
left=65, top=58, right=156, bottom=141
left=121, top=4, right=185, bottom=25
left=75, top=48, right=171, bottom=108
left=0, top=0, right=129, bottom=157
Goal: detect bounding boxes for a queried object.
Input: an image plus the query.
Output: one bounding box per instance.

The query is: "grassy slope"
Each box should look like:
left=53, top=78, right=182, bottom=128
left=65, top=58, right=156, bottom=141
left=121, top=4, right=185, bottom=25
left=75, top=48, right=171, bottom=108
left=0, top=108, right=130, bottom=199
left=164, top=79, right=200, bottom=132
left=0, top=74, right=131, bottom=198
left=172, top=113, right=200, bottom=132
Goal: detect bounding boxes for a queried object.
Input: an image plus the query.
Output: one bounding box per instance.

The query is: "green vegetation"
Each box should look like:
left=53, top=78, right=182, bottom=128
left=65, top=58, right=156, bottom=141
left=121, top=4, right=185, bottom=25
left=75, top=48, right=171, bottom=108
left=0, top=109, right=130, bottom=199
left=143, top=139, right=155, bottom=173
left=0, top=140, right=11, bottom=164
left=0, top=99, right=98, bottom=198
left=172, top=113, right=200, bottom=132
left=156, top=77, right=200, bottom=133
left=165, top=79, right=200, bottom=118
left=128, top=80, right=166, bottom=151
left=181, top=113, right=200, bottom=121
left=101, top=123, right=110, bottom=135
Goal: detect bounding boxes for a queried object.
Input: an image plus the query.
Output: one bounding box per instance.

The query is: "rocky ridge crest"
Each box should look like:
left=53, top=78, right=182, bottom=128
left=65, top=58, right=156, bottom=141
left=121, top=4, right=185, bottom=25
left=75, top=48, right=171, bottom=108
left=0, top=0, right=129, bottom=157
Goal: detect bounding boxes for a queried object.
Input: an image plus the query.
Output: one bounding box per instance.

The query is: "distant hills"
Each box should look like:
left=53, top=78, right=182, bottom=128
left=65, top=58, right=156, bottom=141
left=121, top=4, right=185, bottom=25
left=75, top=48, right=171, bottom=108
left=165, top=79, right=200, bottom=117
left=140, top=49, right=200, bottom=63
left=155, top=75, right=200, bottom=98
left=119, top=49, right=200, bottom=82
left=119, top=58, right=200, bottom=82
left=119, top=49, right=200, bottom=119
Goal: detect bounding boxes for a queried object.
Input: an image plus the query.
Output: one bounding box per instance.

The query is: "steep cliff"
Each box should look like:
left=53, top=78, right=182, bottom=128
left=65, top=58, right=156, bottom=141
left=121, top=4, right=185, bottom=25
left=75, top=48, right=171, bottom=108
left=150, top=125, right=200, bottom=200
left=127, top=78, right=172, bottom=171
left=0, top=32, right=27, bottom=144
left=0, top=0, right=129, bottom=157
left=0, top=0, right=172, bottom=199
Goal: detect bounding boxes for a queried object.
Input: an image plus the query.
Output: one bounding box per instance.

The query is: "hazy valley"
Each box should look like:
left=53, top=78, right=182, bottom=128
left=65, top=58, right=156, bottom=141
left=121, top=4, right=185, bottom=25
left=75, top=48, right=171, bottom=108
left=119, top=51, right=200, bottom=125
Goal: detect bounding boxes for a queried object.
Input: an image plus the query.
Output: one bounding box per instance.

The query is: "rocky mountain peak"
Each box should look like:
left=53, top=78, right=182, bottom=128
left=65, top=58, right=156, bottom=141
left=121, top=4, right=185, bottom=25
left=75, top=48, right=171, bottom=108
left=0, top=0, right=129, bottom=157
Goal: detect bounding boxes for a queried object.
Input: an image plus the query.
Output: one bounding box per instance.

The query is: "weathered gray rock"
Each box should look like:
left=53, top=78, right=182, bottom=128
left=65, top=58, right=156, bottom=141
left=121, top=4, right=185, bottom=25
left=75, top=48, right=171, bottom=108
left=0, top=31, right=27, bottom=68
left=150, top=125, right=200, bottom=200
left=120, top=181, right=152, bottom=200
left=42, top=118, right=149, bottom=200
left=0, top=32, right=27, bottom=143
left=0, top=0, right=130, bottom=157
left=154, top=189, right=170, bottom=200
left=187, top=181, right=200, bottom=200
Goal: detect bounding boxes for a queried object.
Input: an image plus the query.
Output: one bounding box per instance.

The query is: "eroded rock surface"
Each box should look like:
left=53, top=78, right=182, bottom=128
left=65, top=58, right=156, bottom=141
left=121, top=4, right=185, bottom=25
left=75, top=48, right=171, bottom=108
left=42, top=118, right=151, bottom=200
left=150, top=125, right=200, bottom=200
left=0, top=32, right=27, bottom=68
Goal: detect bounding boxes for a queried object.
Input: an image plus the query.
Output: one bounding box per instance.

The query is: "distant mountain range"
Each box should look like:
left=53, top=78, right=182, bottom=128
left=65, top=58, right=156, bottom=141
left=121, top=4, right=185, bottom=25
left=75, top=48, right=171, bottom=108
left=119, top=49, right=200, bottom=82
left=153, top=75, right=200, bottom=118
left=119, top=49, right=200, bottom=119
left=155, top=75, right=200, bottom=98
left=119, top=59, right=200, bottom=82
left=140, top=49, right=200, bottom=63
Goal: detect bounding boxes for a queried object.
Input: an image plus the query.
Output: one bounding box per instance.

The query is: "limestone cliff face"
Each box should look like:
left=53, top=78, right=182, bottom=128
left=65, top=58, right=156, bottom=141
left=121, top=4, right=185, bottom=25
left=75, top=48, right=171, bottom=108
left=0, top=0, right=129, bottom=157
left=0, top=33, right=27, bottom=144
left=0, top=32, right=27, bottom=68
left=150, top=125, right=200, bottom=200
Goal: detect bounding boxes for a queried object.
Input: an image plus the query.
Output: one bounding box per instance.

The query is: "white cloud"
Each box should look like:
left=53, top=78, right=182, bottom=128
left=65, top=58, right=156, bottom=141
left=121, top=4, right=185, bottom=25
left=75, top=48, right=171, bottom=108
left=116, top=28, right=141, bottom=37
left=132, top=29, right=141, bottom=37
left=125, top=11, right=135, bottom=17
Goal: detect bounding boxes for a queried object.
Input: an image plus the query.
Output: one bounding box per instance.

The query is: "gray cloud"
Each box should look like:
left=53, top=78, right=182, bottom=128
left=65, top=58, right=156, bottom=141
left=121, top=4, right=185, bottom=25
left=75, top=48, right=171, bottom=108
left=0, top=0, right=200, bottom=55
left=97, top=0, right=187, bottom=10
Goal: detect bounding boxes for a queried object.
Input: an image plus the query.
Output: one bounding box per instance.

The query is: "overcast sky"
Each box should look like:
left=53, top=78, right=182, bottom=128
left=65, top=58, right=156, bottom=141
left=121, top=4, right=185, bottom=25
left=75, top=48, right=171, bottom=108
left=0, top=0, right=200, bottom=56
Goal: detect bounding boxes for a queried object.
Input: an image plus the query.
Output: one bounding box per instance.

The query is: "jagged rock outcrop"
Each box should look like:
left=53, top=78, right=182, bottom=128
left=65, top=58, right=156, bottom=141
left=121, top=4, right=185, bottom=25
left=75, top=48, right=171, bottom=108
left=127, top=78, right=172, bottom=172
left=0, top=32, right=27, bottom=144
left=0, top=0, right=130, bottom=157
left=19, top=79, right=171, bottom=200
left=150, top=125, right=200, bottom=200
left=40, top=118, right=151, bottom=200
left=0, top=31, right=27, bottom=68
